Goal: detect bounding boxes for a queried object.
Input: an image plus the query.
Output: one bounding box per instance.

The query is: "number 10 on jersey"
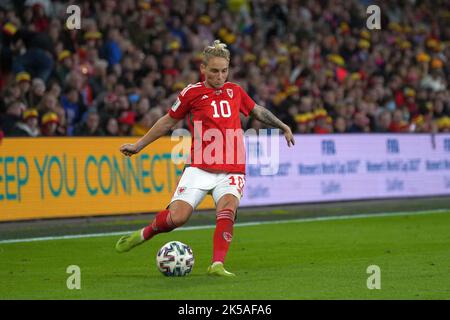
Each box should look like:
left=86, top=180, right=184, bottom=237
left=211, top=100, right=231, bottom=118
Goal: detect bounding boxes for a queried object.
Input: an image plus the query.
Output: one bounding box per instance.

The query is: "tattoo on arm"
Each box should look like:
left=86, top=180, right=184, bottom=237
left=250, top=105, right=287, bottom=130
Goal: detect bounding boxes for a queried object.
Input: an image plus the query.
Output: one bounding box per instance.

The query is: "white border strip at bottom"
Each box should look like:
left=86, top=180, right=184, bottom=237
left=0, top=208, right=448, bottom=244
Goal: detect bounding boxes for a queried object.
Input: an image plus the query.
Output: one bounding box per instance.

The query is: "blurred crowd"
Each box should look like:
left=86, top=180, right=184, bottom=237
left=0, top=0, right=449, bottom=139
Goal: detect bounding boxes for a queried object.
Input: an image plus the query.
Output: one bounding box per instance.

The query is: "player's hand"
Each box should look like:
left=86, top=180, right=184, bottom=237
left=283, top=126, right=295, bottom=147
left=120, top=143, right=140, bottom=157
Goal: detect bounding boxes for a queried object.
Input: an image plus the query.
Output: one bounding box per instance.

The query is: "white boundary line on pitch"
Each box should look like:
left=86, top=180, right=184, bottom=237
left=0, top=208, right=448, bottom=244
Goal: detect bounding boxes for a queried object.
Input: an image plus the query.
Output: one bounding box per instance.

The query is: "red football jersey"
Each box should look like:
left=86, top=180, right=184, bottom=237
left=169, top=81, right=256, bottom=174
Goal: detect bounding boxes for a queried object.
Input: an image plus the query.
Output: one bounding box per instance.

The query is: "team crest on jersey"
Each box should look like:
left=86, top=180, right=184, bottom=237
left=226, top=89, right=233, bottom=98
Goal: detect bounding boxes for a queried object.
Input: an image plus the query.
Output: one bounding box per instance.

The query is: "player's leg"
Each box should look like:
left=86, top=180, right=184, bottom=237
left=141, top=200, right=193, bottom=240
left=115, top=200, right=193, bottom=253
left=207, top=174, right=244, bottom=277
left=207, top=193, right=239, bottom=277
left=116, top=167, right=210, bottom=253
left=212, top=193, right=239, bottom=262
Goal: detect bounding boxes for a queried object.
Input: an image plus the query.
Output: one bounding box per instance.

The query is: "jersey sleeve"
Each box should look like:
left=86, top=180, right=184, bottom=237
left=238, top=86, right=256, bottom=117
left=168, top=91, right=191, bottom=119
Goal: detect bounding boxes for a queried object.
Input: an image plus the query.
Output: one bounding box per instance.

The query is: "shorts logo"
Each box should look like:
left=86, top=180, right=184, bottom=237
left=177, top=186, right=186, bottom=194
left=223, top=232, right=233, bottom=243
left=226, top=89, right=233, bottom=99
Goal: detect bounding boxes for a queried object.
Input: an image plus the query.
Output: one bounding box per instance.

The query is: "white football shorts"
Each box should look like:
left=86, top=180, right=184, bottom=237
left=169, top=167, right=246, bottom=209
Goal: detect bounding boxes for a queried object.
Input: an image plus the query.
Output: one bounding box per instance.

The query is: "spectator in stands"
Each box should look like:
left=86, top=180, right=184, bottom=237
left=0, top=101, right=26, bottom=135
left=295, top=114, right=312, bottom=134
left=16, top=72, right=32, bottom=104
left=117, top=110, right=135, bottom=136
left=131, top=111, right=153, bottom=137
left=334, top=116, right=347, bottom=133
left=26, top=77, right=46, bottom=108
left=30, top=3, right=49, bottom=32
left=40, top=111, right=59, bottom=136
left=1, top=85, right=22, bottom=113
left=48, top=80, right=61, bottom=98
left=389, top=109, right=409, bottom=133
left=135, top=97, right=150, bottom=120
left=313, top=110, right=333, bottom=134
left=348, top=112, right=371, bottom=133
left=100, top=28, right=122, bottom=67
left=104, top=116, right=119, bottom=136
left=38, top=93, right=58, bottom=114
left=375, top=110, right=393, bottom=133
left=74, top=109, right=104, bottom=136
left=53, top=105, right=67, bottom=136
left=55, top=50, right=73, bottom=84
left=61, top=86, right=85, bottom=135
left=10, top=108, right=40, bottom=137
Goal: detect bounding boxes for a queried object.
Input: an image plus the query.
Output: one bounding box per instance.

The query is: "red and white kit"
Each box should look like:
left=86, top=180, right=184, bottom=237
left=168, top=81, right=255, bottom=208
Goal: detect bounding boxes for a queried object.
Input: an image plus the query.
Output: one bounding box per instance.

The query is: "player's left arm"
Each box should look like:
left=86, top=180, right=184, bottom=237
left=250, top=104, right=295, bottom=147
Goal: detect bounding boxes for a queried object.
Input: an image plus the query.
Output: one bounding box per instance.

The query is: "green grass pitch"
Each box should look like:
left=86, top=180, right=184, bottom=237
left=1, top=210, right=450, bottom=299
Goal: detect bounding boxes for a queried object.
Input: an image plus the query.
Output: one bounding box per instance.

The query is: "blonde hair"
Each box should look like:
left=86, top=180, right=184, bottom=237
left=202, top=40, right=230, bottom=65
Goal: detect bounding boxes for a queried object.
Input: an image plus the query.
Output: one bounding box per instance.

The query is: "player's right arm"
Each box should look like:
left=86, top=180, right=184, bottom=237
left=119, top=114, right=180, bottom=157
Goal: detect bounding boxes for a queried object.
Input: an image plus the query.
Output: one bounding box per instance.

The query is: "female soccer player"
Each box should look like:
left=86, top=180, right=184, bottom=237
left=116, top=40, right=295, bottom=276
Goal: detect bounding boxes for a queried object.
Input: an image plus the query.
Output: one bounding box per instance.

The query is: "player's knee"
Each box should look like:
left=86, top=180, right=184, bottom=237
left=168, top=201, right=193, bottom=227
left=168, top=206, right=192, bottom=227
left=217, top=194, right=239, bottom=210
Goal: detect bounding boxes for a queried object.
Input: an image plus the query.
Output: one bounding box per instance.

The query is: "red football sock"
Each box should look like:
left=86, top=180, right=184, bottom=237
left=142, top=209, right=177, bottom=240
left=212, top=208, right=235, bottom=263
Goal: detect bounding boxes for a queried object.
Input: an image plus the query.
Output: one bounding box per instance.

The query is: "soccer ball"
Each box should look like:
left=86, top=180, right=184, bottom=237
left=156, top=241, right=195, bottom=276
